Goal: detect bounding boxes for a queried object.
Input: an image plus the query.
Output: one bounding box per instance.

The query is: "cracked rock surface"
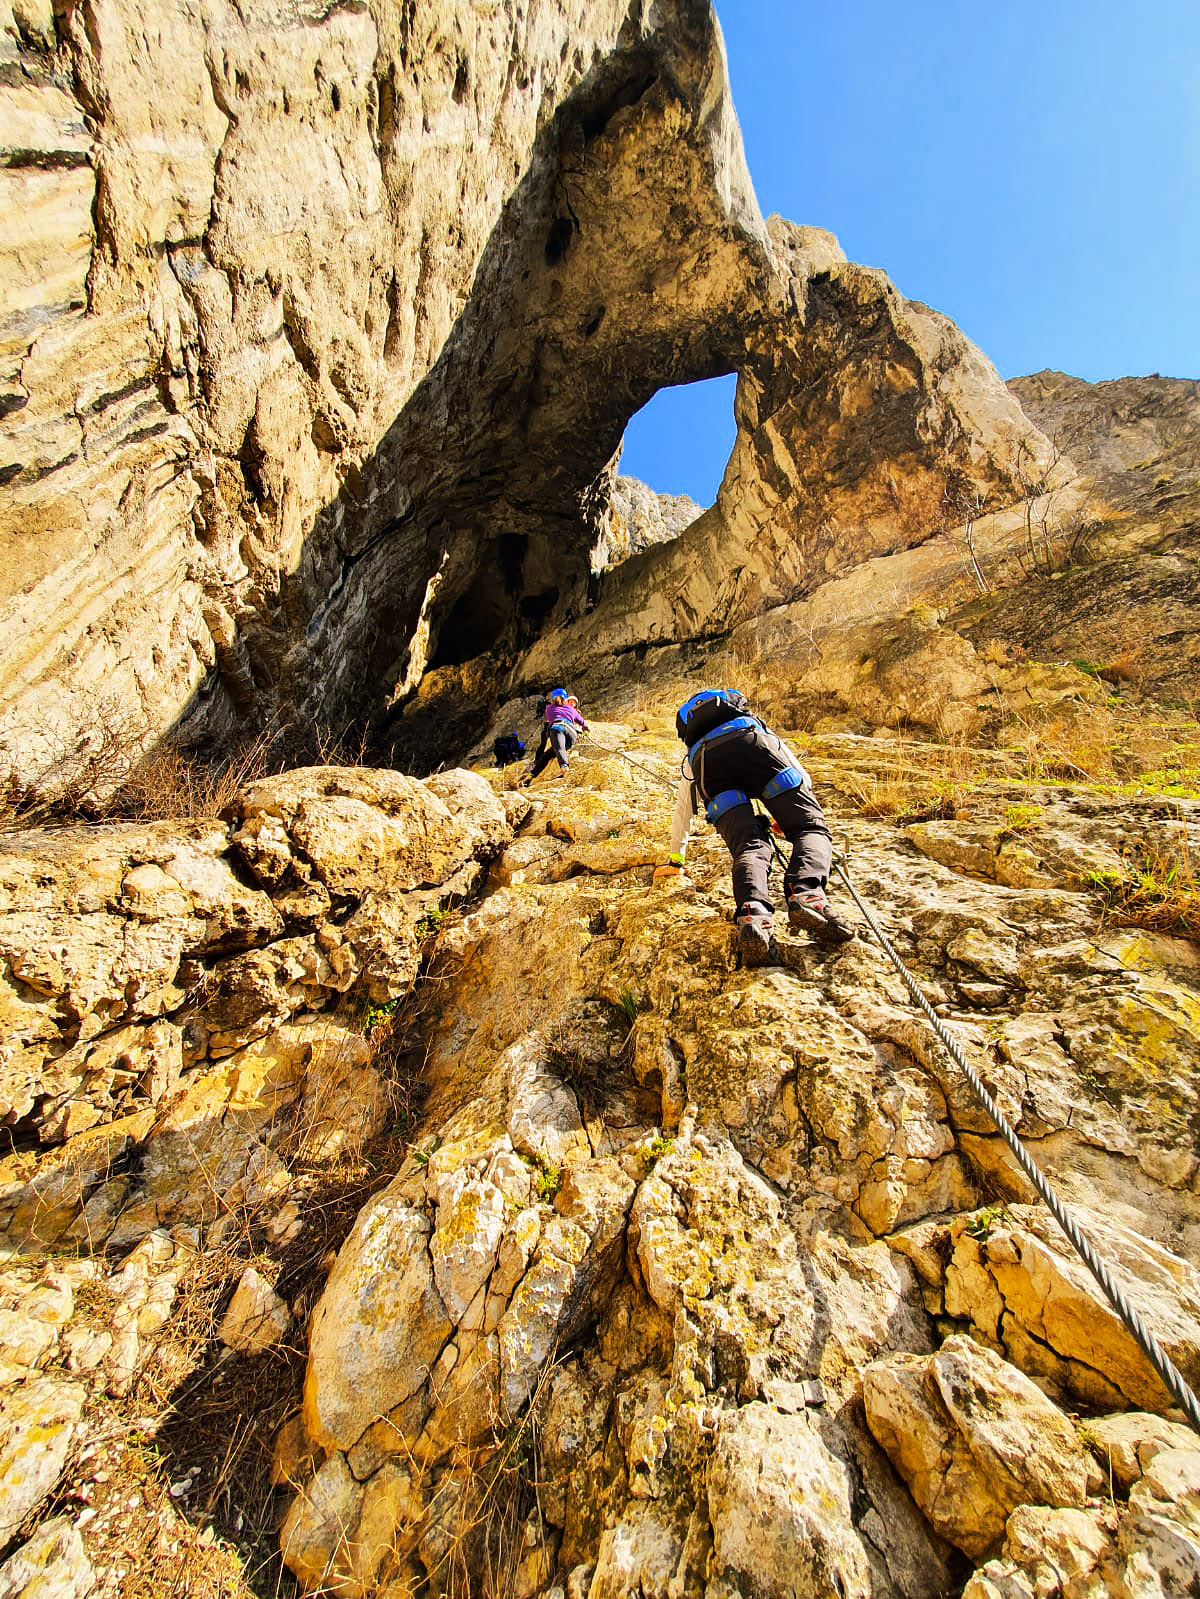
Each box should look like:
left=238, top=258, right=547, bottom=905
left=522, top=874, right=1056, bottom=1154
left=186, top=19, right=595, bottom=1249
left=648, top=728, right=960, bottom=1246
left=258, top=716, right=1200, bottom=1596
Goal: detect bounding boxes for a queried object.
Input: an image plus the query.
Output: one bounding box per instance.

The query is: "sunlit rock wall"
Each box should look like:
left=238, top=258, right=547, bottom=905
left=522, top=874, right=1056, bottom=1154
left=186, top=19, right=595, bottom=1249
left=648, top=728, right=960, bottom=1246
left=1, top=0, right=1050, bottom=789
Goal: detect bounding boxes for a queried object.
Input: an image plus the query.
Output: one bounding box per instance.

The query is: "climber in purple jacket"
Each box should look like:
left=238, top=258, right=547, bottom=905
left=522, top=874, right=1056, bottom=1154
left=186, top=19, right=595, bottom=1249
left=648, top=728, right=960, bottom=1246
left=520, top=689, right=589, bottom=784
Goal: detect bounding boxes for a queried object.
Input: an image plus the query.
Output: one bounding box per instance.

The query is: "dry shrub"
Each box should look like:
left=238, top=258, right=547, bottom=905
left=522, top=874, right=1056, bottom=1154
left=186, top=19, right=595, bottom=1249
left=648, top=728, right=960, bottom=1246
left=1, top=692, right=159, bottom=827
left=978, top=637, right=1019, bottom=666
left=2, top=705, right=284, bottom=829
left=1086, top=839, right=1200, bottom=942
left=112, top=729, right=280, bottom=822
left=1097, top=650, right=1142, bottom=688
left=311, top=721, right=371, bottom=766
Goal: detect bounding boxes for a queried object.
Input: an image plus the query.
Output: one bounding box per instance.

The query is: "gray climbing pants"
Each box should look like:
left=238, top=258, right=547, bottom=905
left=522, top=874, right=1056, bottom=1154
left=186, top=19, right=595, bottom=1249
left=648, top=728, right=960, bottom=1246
left=698, top=725, right=833, bottom=911
left=529, top=723, right=574, bottom=779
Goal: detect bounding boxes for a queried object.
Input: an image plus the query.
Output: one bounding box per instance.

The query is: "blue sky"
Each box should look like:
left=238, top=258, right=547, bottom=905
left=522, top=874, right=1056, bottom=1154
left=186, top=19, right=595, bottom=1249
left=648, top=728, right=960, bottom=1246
left=621, top=0, right=1200, bottom=503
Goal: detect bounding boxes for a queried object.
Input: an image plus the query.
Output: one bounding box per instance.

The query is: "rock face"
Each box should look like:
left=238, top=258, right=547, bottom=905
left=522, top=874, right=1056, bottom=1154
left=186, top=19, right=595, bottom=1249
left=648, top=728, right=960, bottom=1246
left=520, top=222, right=1050, bottom=692
left=590, top=476, right=704, bottom=573
left=0, top=765, right=511, bottom=1253
left=994, top=372, right=1200, bottom=703
left=1, top=703, right=1199, bottom=1593
left=3, top=0, right=1200, bottom=1592
left=256, top=723, right=1200, bottom=1596
left=1, top=0, right=1050, bottom=790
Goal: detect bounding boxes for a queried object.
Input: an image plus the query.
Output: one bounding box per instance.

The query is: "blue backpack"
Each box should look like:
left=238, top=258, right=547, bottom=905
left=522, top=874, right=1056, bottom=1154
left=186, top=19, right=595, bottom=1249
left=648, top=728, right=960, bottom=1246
left=493, top=734, right=525, bottom=765
left=675, top=689, right=750, bottom=745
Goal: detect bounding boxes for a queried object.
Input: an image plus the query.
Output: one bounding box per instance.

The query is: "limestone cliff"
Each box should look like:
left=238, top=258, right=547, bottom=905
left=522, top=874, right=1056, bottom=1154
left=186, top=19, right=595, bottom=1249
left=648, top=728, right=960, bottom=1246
left=2, top=0, right=1049, bottom=793
left=4, top=0, right=1200, bottom=1595
left=590, top=475, right=703, bottom=574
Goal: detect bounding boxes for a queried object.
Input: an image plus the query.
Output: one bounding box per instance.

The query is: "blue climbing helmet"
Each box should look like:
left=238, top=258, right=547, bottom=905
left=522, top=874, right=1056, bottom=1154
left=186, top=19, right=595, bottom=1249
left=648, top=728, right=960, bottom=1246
left=549, top=687, right=568, bottom=702
left=675, top=688, right=750, bottom=744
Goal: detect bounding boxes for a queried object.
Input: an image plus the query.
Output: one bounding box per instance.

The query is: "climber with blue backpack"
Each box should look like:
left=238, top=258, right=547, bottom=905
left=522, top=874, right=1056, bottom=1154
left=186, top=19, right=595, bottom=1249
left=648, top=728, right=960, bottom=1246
left=653, top=688, right=854, bottom=964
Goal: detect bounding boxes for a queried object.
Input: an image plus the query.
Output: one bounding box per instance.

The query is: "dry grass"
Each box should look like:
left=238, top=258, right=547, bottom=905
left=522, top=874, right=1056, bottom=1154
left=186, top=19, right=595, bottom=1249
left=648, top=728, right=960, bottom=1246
left=832, top=737, right=988, bottom=821
left=420, top=1400, right=551, bottom=1599
left=1007, top=708, right=1121, bottom=784
left=60, top=1127, right=425, bottom=1597
left=111, top=731, right=281, bottom=823
left=1085, top=838, right=1200, bottom=942
left=2, top=708, right=377, bottom=833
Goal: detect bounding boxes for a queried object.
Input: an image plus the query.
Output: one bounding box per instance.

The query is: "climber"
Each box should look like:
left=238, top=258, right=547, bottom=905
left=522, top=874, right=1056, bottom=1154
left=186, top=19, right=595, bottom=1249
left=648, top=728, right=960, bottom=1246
left=653, top=688, right=854, bottom=964
left=493, top=732, right=526, bottom=766
left=520, top=688, right=589, bottom=785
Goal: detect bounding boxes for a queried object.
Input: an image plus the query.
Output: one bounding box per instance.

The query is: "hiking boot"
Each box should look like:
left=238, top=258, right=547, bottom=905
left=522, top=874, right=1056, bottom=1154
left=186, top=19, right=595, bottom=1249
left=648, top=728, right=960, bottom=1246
left=787, top=888, right=855, bottom=946
left=734, top=902, right=774, bottom=967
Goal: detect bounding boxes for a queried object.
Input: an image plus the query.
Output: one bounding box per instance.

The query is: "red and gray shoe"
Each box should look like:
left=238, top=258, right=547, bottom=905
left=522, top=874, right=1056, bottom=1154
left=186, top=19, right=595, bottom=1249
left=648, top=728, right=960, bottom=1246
left=734, top=901, right=775, bottom=967
left=787, top=888, right=855, bottom=945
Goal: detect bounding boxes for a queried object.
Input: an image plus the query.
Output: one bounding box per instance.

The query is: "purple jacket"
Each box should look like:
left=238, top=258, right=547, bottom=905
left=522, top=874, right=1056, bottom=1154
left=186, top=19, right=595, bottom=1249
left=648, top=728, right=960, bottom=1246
left=546, top=702, right=588, bottom=732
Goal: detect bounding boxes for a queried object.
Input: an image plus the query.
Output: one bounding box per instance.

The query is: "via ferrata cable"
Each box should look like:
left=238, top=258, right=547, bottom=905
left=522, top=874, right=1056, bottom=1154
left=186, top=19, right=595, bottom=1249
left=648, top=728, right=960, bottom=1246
left=588, top=754, right=1200, bottom=1433
left=831, top=850, right=1200, bottom=1434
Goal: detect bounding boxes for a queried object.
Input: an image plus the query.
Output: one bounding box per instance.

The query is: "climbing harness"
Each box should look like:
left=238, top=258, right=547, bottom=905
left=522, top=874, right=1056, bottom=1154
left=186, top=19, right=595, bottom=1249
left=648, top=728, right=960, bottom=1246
left=705, top=788, right=750, bottom=824
left=832, top=853, right=1200, bottom=1435
left=686, top=714, right=761, bottom=768
left=582, top=737, right=1200, bottom=1432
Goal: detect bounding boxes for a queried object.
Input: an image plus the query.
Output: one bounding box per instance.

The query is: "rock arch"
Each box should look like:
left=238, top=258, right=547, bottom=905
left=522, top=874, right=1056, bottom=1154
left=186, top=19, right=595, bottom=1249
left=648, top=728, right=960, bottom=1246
left=0, top=0, right=1047, bottom=787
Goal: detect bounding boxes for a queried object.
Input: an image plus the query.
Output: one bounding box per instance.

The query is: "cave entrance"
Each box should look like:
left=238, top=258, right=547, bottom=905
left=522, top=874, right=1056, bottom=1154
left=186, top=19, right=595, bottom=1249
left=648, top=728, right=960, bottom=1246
left=431, top=533, right=545, bottom=669
left=619, top=372, right=738, bottom=507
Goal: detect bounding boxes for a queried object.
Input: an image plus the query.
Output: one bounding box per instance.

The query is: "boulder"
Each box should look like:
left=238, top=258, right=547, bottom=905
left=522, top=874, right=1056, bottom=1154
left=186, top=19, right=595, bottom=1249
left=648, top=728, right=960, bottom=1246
left=303, top=1186, right=451, bottom=1453
left=944, top=1207, right=1200, bottom=1414
left=0, top=1377, right=86, bottom=1543
left=0, top=1515, right=97, bottom=1599
left=708, top=1405, right=874, bottom=1598
left=863, top=1335, right=1092, bottom=1557
left=218, top=1266, right=291, bottom=1355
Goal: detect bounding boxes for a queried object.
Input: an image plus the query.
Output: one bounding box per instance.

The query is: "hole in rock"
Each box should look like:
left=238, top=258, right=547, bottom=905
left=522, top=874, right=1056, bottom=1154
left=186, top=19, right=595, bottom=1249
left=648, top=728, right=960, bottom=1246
left=544, top=215, right=574, bottom=265
left=620, top=372, right=738, bottom=510
left=519, top=586, right=558, bottom=623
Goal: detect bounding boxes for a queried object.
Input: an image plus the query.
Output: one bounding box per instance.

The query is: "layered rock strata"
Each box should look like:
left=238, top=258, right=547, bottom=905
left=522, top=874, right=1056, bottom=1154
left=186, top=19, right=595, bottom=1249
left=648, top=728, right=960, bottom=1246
left=1, top=0, right=1049, bottom=790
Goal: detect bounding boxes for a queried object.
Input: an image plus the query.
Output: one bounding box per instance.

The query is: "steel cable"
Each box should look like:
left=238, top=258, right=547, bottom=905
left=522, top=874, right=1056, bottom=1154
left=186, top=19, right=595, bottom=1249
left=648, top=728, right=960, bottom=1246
left=549, top=734, right=1200, bottom=1429
left=833, top=856, right=1200, bottom=1434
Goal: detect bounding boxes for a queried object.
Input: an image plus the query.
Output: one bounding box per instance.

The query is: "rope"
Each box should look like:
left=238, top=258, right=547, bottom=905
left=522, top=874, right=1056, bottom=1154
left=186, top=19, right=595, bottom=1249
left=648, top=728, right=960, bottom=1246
left=832, top=855, right=1200, bottom=1434
left=582, top=734, right=685, bottom=790
left=558, top=730, right=1200, bottom=1428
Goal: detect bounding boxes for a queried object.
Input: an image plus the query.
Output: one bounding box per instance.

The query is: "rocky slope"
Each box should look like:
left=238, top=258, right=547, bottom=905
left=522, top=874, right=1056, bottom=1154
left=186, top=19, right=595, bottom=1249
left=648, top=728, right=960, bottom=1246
left=1, top=674, right=1199, bottom=1595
